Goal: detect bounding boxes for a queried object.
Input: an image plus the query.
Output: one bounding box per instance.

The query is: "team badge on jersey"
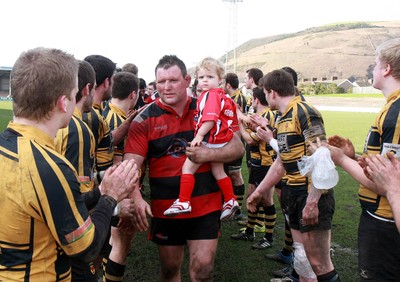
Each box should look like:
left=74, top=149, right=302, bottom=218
left=89, top=262, right=96, bottom=275
left=165, top=138, right=188, bottom=158
left=303, top=125, right=324, bottom=141
left=381, top=142, right=400, bottom=159
left=278, top=134, right=290, bottom=153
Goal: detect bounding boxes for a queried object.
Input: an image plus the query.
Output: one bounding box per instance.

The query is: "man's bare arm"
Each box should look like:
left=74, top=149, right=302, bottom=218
left=123, top=153, right=153, bottom=231
left=185, top=132, right=245, bottom=163
left=247, top=156, right=285, bottom=212
left=239, top=122, right=257, bottom=145
left=112, top=109, right=138, bottom=145
left=365, top=153, right=400, bottom=232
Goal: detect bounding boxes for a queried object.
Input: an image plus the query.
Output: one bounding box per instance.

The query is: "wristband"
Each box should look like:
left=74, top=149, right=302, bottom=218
left=269, top=138, right=279, bottom=153
left=94, top=170, right=105, bottom=186
left=112, top=203, right=121, bottom=217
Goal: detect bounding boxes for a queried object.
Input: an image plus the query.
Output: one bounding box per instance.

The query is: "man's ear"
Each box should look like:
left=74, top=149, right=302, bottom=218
left=383, top=64, right=392, bottom=77
left=57, top=95, right=68, bottom=112
left=104, top=77, right=110, bottom=89
left=270, top=90, right=277, bottom=99
left=185, top=74, right=192, bottom=87
left=81, top=83, right=91, bottom=98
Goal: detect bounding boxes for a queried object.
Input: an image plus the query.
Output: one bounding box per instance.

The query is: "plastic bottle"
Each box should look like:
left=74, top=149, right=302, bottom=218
left=293, top=242, right=317, bottom=279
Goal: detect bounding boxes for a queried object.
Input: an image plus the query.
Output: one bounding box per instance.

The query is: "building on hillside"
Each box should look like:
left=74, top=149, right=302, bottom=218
left=326, top=78, right=355, bottom=93
left=0, top=67, right=12, bottom=98
left=300, top=77, right=355, bottom=93
left=300, top=76, right=382, bottom=94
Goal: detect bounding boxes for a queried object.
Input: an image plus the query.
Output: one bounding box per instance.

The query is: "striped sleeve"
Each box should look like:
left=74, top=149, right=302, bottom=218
left=25, top=140, right=95, bottom=255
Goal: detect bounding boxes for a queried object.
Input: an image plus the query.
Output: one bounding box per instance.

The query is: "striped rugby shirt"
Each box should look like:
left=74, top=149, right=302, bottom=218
left=230, top=89, right=247, bottom=113
left=125, top=97, right=224, bottom=218
left=0, top=122, right=95, bottom=281
left=360, top=89, right=400, bottom=219
left=249, top=108, right=276, bottom=167
left=55, top=107, right=96, bottom=193
left=82, top=103, right=114, bottom=172
left=275, top=96, right=326, bottom=194
left=102, top=102, right=127, bottom=159
left=195, top=88, right=237, bottom=145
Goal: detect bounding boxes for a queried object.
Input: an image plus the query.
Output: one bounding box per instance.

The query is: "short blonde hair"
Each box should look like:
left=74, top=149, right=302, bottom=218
left=11, top=47, right=78, bottom=121
left=195, top=57, right=225, bottom=80
left=376, top=38, right=400, bottom=80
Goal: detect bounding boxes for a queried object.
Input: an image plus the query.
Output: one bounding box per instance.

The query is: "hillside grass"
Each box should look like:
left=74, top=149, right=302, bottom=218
left=0, top=101, right=371, bottom=281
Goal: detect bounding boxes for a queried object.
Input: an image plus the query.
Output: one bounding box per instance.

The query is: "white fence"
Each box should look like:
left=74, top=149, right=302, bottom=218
left=352, top=86, right=382, bottom=94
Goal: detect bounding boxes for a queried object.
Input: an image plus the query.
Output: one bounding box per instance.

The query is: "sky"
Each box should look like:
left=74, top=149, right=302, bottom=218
left=2, top=0, right=399, bottom=82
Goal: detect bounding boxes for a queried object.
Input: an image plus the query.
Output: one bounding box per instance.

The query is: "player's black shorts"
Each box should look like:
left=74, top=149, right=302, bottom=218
left=224, top=157, right=243, bottom=172
left=358, top=210, right=400, bottom=281
left=248, top=165, right=269, bottom=186
left=150, top=211, right=220, bottom=245
left=286, top=188, right=335, bottom=232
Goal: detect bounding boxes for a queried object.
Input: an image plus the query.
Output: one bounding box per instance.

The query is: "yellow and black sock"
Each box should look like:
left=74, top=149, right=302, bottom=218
left=245, top=210, right=257, bottom=234
left=103, top=258, right=126, bottom=282
left=282, top=217, right=293, bottom=256
left=233, top=184, right=245, bottom=212
left=263, top=204, right=276, bottom=242
left=255, top=206, right=265, bottom=228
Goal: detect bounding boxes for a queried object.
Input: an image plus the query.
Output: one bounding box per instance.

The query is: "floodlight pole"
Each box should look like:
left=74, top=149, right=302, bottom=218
left=223, top=0, right=242, bottom=73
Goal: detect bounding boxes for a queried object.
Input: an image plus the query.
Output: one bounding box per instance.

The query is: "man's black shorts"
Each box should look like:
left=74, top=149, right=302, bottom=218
left=224, top=157, right=243, bottom=172
left=286, top=189, right=335, bottom=232
left=150, top=211, right=220, bottom=245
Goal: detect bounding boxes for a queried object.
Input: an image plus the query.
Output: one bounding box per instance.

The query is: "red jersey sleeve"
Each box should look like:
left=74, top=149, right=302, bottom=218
left=124, top=116, right=148, bottom=157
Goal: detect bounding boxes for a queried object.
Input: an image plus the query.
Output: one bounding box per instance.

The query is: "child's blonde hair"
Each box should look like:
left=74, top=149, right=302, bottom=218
left=195, top=57, right=225, bottom=80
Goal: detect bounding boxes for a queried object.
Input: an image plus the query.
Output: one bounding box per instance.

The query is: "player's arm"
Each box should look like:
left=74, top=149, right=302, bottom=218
left=239, top=122, right=257, bottom=146
left=112, top=107, right=146, bottom=145
left=247, top=155, right=285, bottom=212
left=191, top=120, right=215, bottom=147
left=123, top=153, right=153, bottom=232
left=82, top=187, right=101, bottom=210
left=364, top=153, right=400, bottom=231
left=59, top=160, right=138, bottom=261
left=186, top=131, right=244, bottom=163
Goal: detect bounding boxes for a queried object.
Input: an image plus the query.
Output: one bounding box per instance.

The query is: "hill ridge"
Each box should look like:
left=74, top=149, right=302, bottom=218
left=213, top=21, right=400, bottom=82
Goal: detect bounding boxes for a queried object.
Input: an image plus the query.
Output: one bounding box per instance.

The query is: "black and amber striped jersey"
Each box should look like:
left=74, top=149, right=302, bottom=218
left=249, top=108, right=276, bottom=167
left=360, top=90, right=400, bottom=219
left=55, top=108, right=96, bottom=193
left=275, top=96, right=326, bottom=191
left=231, top=89, right=247, bottom=113
left=247, top=128, right=262, bottom=167
left=0, top=122, right=95, bottom=281
left=82, top=103, right=114, bottom=171
left=246, top=95, right=253, bottom=113
left=102, top=102, right=127, bottom=159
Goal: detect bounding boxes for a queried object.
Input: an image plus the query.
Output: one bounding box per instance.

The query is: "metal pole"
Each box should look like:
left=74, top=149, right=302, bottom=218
left=223, top=0, right=242, bottom=73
